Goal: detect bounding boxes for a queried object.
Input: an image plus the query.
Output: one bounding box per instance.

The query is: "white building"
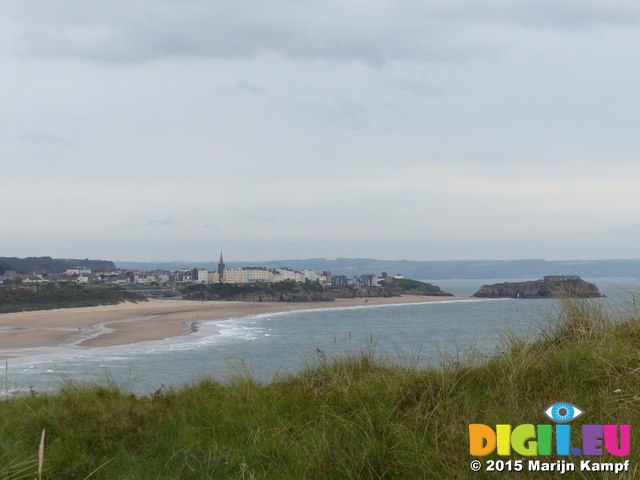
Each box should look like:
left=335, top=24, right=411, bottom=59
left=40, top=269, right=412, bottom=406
left=303, top=270, right=318, bottom=283
left=275, top=268, right=297, bottom=282
left=223, top=269, right=248, bottom=284
left=244, top=267, right=272, bottom=283
left=195, top=269, right=209, bottom=284
left=66, top=267, right=91, bottom=276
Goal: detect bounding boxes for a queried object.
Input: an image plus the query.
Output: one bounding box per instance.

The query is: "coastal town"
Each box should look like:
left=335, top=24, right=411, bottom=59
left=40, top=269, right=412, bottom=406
left=0, top=253, right=403, bottom=290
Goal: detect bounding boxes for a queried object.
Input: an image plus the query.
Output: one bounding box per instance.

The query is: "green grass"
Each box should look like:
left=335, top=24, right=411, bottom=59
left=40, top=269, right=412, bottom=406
left=0, top=285, right=147, bottom=313
left=389, top=278, right=450, bottom=296
left=1, top=295, right=640, bottom=478
left=389, top=278, right=433, bottom=288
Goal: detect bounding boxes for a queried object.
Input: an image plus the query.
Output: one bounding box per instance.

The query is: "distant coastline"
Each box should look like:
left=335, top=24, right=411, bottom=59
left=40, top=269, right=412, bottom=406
left=115, top=258, right=640, bottom=280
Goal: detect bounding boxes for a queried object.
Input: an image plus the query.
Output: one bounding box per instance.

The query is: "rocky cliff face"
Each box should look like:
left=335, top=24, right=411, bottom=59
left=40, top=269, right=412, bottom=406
left=326, top=285, right=401, bottom=299
left=472, top=278, right=602, bottom=299
left=187, top=288, right=333, bottom=303
left=181, top=282, right=453, bottom=302
left=183, top=285, right=402, bottom=302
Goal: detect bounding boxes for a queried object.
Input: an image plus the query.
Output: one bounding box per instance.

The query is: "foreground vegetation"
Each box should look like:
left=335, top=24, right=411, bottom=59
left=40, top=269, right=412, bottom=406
left=1, top=296, right=640, bottom=478
left=0, top=284, right=146, bottom=313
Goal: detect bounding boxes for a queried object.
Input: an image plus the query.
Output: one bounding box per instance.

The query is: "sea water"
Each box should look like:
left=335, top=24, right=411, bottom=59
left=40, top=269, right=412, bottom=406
left=1, top=278, right=637, bottom=396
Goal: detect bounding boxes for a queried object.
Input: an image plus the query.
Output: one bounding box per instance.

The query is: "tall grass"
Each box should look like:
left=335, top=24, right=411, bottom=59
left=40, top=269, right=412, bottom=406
left=1, top=294, right=640, bottom=478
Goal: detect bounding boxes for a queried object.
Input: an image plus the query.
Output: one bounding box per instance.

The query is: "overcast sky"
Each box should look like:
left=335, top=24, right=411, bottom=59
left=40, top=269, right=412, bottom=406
left=2, top=1, right=639, bottom=263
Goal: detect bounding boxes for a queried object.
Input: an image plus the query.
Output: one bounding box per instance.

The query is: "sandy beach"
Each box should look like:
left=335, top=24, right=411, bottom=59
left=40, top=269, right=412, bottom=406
left=0, top=296, right=474, bottom=356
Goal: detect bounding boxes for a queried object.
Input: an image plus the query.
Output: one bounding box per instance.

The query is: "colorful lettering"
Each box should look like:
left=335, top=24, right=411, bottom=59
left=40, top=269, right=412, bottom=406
left=469, top=424, right=496, bottom=456
left=583, top=425, right=603, bottom=455
left=511, top=424, right=537, bottom=456
left=469, top=423, right=630, bottom=457
left=604, top=425, right=630, bottom=456
left=556, top=424, right=571, bottom=456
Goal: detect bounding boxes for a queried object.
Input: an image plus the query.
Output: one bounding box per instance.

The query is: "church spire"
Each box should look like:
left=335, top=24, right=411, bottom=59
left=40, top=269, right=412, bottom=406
left=218, top=251, right=225, bottom=277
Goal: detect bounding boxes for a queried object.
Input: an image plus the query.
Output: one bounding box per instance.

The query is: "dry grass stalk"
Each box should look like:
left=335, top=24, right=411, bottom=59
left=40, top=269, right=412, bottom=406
left=38, top=429, right=45, bottom=480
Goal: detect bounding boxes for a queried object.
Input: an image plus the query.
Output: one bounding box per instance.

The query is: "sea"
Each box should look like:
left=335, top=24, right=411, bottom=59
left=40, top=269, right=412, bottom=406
left=1, top=277, right=639, bottom=397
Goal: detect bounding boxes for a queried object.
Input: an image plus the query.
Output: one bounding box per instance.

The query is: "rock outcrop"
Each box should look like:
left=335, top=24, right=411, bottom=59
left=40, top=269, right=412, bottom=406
left=472, top=276, right=602, bottom=299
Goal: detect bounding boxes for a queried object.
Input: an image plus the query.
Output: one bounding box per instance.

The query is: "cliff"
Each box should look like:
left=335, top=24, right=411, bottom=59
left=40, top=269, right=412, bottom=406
left=182, top=282, right=336, bottom=302
left=472, top=277, right=602, bottom=299
left=180, top=280, right=453, bottom=302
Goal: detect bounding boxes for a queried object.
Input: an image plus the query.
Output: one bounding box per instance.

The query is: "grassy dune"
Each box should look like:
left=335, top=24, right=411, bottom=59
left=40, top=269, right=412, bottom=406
left=1, top=295, right=640, bottom=479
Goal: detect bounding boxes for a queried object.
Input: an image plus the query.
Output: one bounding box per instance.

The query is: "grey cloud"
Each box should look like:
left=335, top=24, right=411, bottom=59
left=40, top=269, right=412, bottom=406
left=234, top=79, right=268, bottom=95
left=4, top=1, right=640, bottom=64
left=605, top=223, right=640, bottom=237
left=20, top=132, right=72, bottom=147
left=240, top=215, right=277, bottom=224
left=146, top=218, right=178, bottom=227
left=498, top=1, right=640, bottom=29
left=2, top=2, right=640, bottom=263
left=389, top=76, right=444, bottom=99
left=283, top=97, right=369, bottom=130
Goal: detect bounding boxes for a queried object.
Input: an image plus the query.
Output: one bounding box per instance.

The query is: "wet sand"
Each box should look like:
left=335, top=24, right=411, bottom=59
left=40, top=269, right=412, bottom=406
left=0, top=296, right=474, bottom=355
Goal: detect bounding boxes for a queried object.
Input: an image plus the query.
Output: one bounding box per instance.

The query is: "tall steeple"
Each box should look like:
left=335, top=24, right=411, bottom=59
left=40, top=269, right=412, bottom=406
left=218, top=251, right=225, bottom=277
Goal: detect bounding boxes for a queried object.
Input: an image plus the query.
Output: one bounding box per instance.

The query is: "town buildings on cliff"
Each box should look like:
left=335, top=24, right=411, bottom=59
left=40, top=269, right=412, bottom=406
left=0, top=252, right=401, bottom=288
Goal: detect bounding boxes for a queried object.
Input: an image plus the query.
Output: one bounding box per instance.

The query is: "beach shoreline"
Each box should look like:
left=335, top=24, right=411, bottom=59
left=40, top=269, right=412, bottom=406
left=0, top=296, right=475, bottom=358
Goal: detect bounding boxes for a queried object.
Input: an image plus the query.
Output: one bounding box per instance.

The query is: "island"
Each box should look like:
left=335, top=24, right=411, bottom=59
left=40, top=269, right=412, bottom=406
left=472, top=275, right=603, bottom=299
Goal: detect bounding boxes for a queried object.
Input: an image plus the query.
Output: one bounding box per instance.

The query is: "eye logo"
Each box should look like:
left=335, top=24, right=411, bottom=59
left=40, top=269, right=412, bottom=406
left=544, top=402, right=583, bottom=423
